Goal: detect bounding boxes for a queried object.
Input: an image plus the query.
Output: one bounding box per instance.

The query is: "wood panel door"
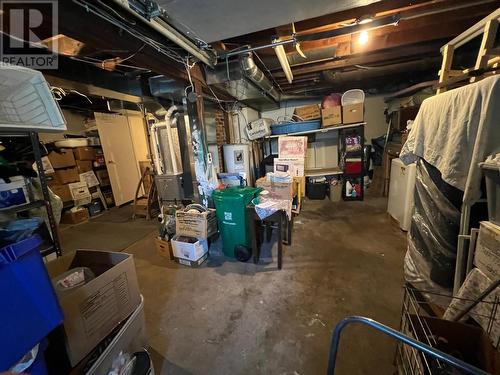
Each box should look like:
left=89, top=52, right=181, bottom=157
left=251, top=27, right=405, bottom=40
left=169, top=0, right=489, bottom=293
left=95, top=112, right=141, bottom=206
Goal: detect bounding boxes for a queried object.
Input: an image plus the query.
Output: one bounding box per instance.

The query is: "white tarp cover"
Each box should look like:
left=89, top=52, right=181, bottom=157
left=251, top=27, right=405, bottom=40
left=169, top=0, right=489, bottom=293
left=400, top=75, right=500, bottom=205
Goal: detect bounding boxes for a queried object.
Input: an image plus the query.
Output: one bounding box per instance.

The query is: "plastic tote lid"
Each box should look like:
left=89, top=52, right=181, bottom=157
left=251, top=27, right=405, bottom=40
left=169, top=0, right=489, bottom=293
left=213, top=186, right=262, bottom=197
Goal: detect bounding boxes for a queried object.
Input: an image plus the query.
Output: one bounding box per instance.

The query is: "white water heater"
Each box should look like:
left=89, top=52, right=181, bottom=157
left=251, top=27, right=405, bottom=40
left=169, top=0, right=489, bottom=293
left=223, top=144, right=251, bottom=182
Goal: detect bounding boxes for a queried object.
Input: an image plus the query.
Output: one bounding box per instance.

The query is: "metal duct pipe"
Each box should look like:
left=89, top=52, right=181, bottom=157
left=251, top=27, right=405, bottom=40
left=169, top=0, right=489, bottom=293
left=151, top=105, right=178, bottom=174
left=240, top=54, right=280, bottom=102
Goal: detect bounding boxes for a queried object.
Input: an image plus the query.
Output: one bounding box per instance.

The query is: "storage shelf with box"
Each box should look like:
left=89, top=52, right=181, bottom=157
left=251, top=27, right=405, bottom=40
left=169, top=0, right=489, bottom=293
left=0, top=131, right=62, bottom=256
left=305, top=167, right=343, bottom=177
left=0, top=199, right=45, bottom=213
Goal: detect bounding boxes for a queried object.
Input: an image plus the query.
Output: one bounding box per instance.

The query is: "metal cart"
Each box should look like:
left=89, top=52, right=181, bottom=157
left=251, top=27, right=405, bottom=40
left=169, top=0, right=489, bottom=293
left=327, top=285, right=499, bottom=374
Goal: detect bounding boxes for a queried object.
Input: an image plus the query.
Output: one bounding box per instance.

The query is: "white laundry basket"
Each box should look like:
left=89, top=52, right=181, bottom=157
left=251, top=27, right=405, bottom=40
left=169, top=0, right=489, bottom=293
left=341, top=89, right=365, bottom=105
left=0, top=64, right=66, bottom=132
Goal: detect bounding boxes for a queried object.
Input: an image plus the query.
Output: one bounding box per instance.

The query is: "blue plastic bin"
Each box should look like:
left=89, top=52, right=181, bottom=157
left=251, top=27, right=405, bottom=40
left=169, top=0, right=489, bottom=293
left=10, top=340, right=48, bottom=375
left=0, top=235, right=63, bottom=371
left=270, top=119, right=321, bottom=135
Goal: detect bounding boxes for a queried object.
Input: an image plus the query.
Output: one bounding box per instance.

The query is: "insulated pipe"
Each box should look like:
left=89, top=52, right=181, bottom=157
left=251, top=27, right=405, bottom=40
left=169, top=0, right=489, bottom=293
left=165, top=116, right=179, bottom=175
left=150, top=121, right=166, bottom=174
left=151, top=105, right=178, bottom=174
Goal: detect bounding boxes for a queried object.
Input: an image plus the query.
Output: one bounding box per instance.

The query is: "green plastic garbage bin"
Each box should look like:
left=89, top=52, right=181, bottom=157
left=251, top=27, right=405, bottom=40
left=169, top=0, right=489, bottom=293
left=213, top=187, right=262, bottom=258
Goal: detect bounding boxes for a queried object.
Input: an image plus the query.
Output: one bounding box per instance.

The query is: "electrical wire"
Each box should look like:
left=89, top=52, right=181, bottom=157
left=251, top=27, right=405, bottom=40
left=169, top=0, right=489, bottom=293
left=50, top=86, right=93, bottom=103
left=72, top=0, right=189, bottom=65
left=119, top=43, right=146, bottom=63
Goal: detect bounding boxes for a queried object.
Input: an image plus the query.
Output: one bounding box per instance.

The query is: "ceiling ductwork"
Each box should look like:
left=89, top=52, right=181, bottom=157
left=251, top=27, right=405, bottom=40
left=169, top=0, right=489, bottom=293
left=205, top=54, right=280, bottom=110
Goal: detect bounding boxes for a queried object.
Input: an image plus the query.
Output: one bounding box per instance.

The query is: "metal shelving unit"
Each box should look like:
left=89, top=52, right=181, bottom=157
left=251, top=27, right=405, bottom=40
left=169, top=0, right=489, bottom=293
left=264, top=122, right=366, bottom=139
left=1, top=131, right=62, bottom=257
left=260, top=122, right=366, bottom=199
left=339, top=124, right=365, bottom=201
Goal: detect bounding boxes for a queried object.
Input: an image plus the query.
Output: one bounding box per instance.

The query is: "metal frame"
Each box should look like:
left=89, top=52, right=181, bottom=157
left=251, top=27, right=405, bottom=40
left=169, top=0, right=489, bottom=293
left=327, top=316, right=489, bottom=375
left=1, top=131, right=62, bottom=257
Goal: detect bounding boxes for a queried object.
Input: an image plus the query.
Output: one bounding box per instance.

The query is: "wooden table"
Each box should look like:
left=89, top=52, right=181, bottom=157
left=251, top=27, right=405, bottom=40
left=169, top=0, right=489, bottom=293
left=246, top=205, right=293, bottom=269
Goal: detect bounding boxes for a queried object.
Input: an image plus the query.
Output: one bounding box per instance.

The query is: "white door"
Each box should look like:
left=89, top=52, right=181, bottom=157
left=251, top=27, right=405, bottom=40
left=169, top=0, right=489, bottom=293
left=95, top=112, right=141, bottom=206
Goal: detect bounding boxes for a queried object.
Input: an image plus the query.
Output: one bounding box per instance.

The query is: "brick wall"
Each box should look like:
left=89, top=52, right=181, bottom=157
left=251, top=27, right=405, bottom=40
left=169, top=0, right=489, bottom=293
left=215, top=109, right=227, bottom=170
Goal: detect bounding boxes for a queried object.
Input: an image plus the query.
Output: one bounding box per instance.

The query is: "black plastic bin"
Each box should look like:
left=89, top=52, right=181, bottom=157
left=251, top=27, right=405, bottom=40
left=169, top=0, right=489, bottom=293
left=306, top=182, right=327, bottom=200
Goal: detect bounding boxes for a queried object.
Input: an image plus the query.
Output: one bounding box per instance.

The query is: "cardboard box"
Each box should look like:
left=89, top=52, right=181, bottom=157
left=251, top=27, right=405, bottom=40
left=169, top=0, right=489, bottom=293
left=293, top=104, right=321, bottom=120
left=73, top=146, right=96, bottom=161
left=175, top=252, right=208, bottom=267
left=321, top=106, right=342, bottom=127
left=95, top=169, right=110, bottom=186
left=256, top=177, right=297, bottom=200
left=76, top=160, right=92, bottom=173
left=50, top=183, right=73, bottom=202
left=278, top=136, right=308, bottom=158
left=171, top=235, right=208, bottom=266
left=48, top=149, right=76, bottom=169
left=41, top=156, right=55, bottom=174
left=68, top=181, right=92, bottom=206
left=79, top=171, right=99, bottom=188
left=474, top=221, right=500, bottom=280
left=274, top=157, right=305, bottom=177
left=46, top=250, right=141, bottom=366
left=342, top=103, right=364, bottom=124
left=61, top=208, right=89, bottom=224
left=0, top=176, right=30, bottom=209
left=155, top=238, right=174, bottom=260
left=54, top=167, right=80, bottom=184
left=175, top=209, right=218, bottom=239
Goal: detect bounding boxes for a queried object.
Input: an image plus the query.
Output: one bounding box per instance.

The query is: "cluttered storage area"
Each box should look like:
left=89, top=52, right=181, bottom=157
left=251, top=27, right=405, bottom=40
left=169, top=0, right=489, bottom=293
left=1, top=2, right=500, bottom=374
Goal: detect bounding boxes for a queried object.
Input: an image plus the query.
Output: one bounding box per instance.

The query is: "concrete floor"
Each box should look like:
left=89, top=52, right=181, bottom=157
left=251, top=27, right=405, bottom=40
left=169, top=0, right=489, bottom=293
left=61, top=196, right=407, bottom=374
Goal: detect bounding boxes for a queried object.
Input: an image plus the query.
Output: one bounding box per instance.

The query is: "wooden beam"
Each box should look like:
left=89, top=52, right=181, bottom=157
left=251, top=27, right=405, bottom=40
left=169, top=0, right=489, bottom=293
left=442, top=7, right=500, bottom=51
left=471, top=19, right=499, bottom=82
left=272, top=42, right=441, bottom=77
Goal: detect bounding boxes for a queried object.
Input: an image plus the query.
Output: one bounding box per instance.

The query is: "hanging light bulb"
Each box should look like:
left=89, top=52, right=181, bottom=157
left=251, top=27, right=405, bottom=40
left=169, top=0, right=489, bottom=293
left=359, top=30, right=369, bottom=45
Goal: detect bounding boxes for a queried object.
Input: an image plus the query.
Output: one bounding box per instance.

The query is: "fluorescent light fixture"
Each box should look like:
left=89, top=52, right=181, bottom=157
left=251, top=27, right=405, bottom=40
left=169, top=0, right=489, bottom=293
left=357, top=15, right=374, bottom=25
left=273, top=40, right=293, bottom=84
left=359, top=30, right=369, bottom=45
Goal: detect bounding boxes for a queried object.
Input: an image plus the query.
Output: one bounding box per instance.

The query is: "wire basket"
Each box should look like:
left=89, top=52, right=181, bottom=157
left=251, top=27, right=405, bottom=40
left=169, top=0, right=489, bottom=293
left=396, top=285, right=500, bottom=375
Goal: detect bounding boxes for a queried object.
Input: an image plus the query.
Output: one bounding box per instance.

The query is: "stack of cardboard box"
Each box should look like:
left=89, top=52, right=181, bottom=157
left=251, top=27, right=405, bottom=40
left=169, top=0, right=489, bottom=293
left=274, top=136, right=307, bottom=201
left=48, top=146, right=97, bottom=224
left=47, top=148, right=79, bottom=205
left=169, top=208, right=218, bottom=267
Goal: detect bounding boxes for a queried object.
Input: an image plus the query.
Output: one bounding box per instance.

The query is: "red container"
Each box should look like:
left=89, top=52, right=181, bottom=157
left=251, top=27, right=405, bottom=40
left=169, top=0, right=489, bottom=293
left=345, top=159, right=362, bottom=174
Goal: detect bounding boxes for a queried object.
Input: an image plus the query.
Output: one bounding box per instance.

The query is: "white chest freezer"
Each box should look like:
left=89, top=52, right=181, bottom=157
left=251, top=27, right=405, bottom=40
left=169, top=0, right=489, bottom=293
left=387, top=158, right=416, bottom=231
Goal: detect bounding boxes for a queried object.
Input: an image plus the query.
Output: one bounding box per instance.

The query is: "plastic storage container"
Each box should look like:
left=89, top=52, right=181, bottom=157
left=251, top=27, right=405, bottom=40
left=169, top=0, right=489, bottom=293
left=341, top=89, right=365, bottom=105
left=0, top=235, right=63, bottom=371
left=480, top=161, right=500, bottom=225
left=0, top=64, right=66, bottom=132
left=306, top=182, right=327, bottom=200
left=10, top=340, right=48, bottom=375
left=212, top=187, right=262, bottom=258
left=270, top=119, right=321, bottom=135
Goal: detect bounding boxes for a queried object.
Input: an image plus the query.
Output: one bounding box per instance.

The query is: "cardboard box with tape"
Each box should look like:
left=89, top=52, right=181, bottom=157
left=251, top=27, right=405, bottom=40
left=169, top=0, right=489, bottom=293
left=293, top=104, right=321, bottom=120
left=322, top=106, right=342, bottom=127
left=48, top=149, right=76, bottom=169
left=256, top=177, right=297, bottom=200
left=175, top=208, right=218, bottom=239
left=46, top=250, right=141, bottom=366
